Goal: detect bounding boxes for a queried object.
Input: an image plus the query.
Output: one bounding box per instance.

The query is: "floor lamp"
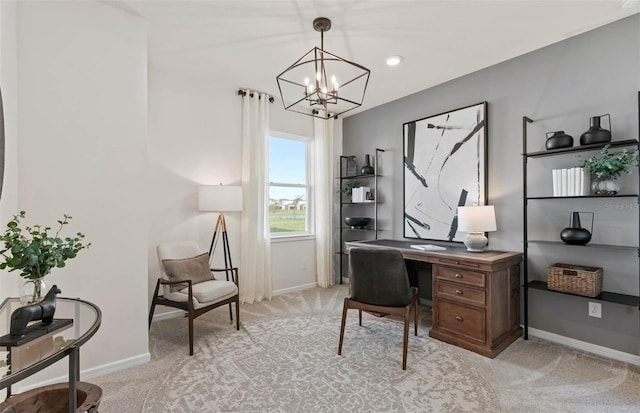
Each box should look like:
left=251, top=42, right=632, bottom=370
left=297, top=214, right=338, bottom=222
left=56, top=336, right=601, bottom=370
left=198, top=184, right=243, bottom=279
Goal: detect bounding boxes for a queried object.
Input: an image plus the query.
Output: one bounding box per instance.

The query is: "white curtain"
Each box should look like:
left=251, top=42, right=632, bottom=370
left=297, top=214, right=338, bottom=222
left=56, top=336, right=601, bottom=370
left=314, top=115, right=335, bottom=288
left=240, top=90, right=272, bottom=303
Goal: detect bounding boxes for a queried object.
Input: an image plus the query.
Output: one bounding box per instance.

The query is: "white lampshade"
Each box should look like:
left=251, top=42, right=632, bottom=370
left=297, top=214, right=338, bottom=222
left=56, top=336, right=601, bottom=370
left=198, top=185, right=243, bottom=212
left=457, top=205, right=497, bottom=233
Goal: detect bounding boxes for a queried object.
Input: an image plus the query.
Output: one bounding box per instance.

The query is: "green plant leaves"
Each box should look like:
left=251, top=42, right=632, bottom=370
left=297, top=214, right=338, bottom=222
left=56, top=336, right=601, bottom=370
left=582, top=145, right=638, bottom=179
left=0, top=211, right=90, bottom=280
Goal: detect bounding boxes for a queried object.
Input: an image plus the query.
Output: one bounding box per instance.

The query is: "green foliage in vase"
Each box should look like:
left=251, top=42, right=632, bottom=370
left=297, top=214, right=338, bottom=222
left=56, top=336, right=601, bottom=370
left=581, top=145, right=638, bottom=179
left=0, top=211, right=91, bottom=281
left=341, top=181, right=362, bottom=195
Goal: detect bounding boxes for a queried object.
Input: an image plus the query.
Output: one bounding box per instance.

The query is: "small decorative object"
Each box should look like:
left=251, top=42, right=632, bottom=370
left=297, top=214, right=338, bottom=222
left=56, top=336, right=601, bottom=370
left=346, top=156, right=357, bottom=177
left=545, top=131, right=573, bottom=150
left=360, top=154, right=375, bottom=175
left=0, top=211, right=90, bottom=303
left=10, top=285, right=61, bottom=336
left=344, top=217, right=371, bottom=229
left=547, top=263, right=603, bottom=297
left=579, top=114, right=611, bottom=146
left=560, top=211, right=593, bottom=245
left=581, top=145, right=638, bottom=195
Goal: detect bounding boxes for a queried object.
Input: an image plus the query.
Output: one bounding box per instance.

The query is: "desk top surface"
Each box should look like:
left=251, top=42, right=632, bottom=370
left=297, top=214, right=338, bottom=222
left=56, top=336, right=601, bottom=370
left=345, top=239, right=522, bottom=264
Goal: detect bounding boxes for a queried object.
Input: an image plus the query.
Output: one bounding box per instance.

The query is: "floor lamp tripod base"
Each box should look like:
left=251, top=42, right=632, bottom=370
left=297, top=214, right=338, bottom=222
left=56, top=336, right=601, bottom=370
left=208, top=213, right=236, bottom=322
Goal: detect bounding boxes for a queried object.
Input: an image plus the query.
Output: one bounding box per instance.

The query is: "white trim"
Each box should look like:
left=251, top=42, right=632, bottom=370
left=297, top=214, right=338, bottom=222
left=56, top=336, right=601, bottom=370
left=14, top=353, right=151, bottom=393
left=528, top=327, right=640, bottom=366
left=272, top=282, right=317, bottom=296
left=271, top=234, right=316, bottom=243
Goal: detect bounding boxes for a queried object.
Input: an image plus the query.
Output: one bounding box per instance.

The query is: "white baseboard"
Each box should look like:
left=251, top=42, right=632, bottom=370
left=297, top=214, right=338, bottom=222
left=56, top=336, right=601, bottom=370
left=272, top=282, right=317, bottom=296
left=527, top=327, right=640, bottom=366
left=15, top=352, right=151, bottom=393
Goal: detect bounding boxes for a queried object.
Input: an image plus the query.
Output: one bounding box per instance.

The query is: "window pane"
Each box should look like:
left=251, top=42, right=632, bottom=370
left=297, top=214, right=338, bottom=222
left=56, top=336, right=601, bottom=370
left=269, top=137, right=306, bottom=184
left=269, top=186, right=307, bottom=233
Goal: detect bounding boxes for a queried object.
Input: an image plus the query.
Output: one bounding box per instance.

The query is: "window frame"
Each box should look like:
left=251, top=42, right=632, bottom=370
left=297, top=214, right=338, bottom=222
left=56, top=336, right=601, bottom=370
left=268, top=130, right=315, bottom=240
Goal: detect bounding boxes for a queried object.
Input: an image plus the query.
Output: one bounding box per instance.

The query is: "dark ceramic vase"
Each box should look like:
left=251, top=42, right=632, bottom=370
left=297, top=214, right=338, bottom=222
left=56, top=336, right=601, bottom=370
left=545, top=131, right=573, bottom=150
left=580, top=115, right=611, bottom=146
left=360, top=154, right=374, bottom=175
left=560, top=211, right=592, bottom=245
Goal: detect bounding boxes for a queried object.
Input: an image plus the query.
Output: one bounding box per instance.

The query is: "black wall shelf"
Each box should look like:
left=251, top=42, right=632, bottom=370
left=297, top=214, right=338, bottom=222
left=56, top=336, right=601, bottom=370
left=528, top=280, right=639, bottom=307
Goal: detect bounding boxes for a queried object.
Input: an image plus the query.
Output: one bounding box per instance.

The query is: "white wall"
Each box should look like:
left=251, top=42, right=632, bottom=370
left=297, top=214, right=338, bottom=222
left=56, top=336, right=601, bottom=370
left=13, top=0, right=149, bottom=385
left=148, top=68, right=317, bottom=310
left=0, top=0, right=18, bottom=298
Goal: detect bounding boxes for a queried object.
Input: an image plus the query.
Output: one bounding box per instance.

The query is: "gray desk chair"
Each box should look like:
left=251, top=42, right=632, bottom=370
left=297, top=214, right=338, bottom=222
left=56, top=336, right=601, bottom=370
left=149, top=241, right=239, bottom=355
left=338, top=247, right=418, bottom=370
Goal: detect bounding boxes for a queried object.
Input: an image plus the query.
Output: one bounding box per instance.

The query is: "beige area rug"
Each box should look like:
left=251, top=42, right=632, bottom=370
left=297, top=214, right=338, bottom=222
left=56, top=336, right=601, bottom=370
left=93, top=286, right=640, bottom=412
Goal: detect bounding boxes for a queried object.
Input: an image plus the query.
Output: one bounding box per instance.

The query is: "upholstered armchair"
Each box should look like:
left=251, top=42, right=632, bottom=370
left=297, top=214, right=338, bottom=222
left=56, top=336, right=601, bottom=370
left=338, top=247, right=418, bottom=370
left=148, top=241, right=239, bottom=355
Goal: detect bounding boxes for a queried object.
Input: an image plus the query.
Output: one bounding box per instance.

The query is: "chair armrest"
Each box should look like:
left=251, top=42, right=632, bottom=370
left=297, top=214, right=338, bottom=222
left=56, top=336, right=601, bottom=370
left=159, top=279, right=193, bottom=286
left=210, top=267, right=239, bottom=285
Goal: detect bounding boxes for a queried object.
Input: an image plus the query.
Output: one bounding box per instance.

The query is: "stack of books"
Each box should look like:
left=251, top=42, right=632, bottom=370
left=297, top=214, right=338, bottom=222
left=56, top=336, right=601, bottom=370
left=352, top=186, right=373, bottom=202
left=552, top=167, right=590, bottom=196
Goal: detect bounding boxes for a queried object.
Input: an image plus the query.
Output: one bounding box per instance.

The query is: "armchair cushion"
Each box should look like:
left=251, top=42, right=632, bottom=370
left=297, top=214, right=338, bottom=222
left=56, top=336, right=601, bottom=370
left=162, top=252, right=213, bottom=292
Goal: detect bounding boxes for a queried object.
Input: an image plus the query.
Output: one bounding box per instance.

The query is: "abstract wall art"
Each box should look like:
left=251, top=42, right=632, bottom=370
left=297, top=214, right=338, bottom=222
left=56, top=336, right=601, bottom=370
left=403, top=102, right=488, bottom=242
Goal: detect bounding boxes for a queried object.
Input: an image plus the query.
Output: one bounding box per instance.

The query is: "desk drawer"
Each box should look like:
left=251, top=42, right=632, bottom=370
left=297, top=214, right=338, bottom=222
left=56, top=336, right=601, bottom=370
left=437, top=300, right=485, bottom=343
left=436, top=266, right=485, bottom=288
left=436, top=281, right=485, bottom=306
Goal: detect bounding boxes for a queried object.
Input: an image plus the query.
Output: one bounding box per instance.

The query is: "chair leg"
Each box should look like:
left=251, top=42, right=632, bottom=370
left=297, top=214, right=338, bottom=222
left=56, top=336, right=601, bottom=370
left=358, top=309, right=362, bottom=326
left=188, top=306, right=194, bottom=356
left=338, top=298, right=349, bottom=355
left=228, top=303, right=233, bottom=323
left=148, top=279, right=161, bottom=329
left=235, top=299, right=240, bottom=330
left=414, top=297, right=419, bottom=336
left=402, top=305, right=410, bottom=370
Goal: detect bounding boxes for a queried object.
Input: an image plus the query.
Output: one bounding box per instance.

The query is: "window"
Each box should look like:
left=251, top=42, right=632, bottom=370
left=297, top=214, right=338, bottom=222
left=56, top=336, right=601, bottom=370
left=268, top=133, right=313, bottom=237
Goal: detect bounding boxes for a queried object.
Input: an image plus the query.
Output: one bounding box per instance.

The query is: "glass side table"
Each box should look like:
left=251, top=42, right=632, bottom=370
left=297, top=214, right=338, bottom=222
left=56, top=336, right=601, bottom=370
left=0, top=297, right=101, bottom=412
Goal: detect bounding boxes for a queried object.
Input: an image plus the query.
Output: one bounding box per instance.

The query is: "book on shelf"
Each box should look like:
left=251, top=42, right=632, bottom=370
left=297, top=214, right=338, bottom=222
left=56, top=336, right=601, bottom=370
left=552, top=167, right=590, bottom=196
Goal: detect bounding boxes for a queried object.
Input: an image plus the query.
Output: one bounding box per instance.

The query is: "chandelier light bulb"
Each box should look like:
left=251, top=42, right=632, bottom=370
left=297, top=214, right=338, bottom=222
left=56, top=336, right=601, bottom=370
left=316, top=72, right=321, bottom=82
left=304, top=77, right=309, bottom=85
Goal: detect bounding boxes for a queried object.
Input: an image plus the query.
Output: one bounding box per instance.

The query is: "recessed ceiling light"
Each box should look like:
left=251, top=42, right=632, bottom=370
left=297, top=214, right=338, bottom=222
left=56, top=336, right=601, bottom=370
left=385, top=55, right=403, bottom=66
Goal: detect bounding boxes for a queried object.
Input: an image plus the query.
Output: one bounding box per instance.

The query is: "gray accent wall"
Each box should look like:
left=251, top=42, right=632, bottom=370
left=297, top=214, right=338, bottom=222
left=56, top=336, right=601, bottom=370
left=343, top=15, right=640, bottom=356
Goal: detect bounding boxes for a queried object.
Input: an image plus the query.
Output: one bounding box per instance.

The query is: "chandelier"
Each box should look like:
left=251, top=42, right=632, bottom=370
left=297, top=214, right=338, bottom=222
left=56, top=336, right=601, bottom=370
left=276, top=17, right=370, bottom=119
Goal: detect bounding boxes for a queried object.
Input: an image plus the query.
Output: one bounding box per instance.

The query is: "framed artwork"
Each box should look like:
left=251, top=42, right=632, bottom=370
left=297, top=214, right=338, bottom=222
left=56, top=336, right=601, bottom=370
left=403, top=102, right=488, bottom=242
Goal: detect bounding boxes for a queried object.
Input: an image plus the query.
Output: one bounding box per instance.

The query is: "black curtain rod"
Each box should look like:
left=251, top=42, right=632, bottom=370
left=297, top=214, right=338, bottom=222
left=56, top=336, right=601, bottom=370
left=237, top=89, right=274, bottom=103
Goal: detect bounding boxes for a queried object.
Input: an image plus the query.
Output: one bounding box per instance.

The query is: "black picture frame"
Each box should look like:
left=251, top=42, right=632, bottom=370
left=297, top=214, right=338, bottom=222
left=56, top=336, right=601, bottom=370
left=403, top=102, right=488, bottom=242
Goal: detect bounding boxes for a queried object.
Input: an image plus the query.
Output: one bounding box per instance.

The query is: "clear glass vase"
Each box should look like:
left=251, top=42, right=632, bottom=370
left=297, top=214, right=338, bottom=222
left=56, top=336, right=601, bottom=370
left=20, top=278, right=46, bottom=305
left=591, top=177, right=620, bottom=196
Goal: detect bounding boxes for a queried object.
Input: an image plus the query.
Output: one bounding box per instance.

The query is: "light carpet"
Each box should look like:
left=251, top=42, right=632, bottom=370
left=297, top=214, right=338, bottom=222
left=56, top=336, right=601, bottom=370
left=93, top=286, right=640, bottom=412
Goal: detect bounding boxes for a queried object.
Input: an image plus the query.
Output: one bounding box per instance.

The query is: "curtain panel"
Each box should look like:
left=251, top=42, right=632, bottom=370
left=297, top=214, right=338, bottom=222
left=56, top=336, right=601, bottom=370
left=240, top=90, right=272, bottom=303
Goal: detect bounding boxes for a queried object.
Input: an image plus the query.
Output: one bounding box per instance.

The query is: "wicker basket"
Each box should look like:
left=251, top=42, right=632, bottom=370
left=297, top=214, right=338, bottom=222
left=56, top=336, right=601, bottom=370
left=547, top=263, right=603, bottom=297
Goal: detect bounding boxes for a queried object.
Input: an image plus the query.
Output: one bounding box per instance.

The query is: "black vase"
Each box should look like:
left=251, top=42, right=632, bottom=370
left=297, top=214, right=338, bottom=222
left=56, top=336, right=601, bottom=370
left=560, top=211, right=592, bottom=245
left=360, top=154, right=374, bottom=175
left=545, top=131, right=573, bottom=150
left=580, top=114, right=611, bottom=146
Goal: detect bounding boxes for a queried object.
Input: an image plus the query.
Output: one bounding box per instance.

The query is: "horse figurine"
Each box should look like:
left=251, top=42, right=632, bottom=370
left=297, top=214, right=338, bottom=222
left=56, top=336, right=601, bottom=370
left=10, top=285, right=62, bottom=336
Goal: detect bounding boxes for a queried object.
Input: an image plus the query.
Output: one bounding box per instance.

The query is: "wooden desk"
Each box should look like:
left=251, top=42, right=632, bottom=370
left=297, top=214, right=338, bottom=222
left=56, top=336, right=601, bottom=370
left=345, top=239, right=523, bottom=358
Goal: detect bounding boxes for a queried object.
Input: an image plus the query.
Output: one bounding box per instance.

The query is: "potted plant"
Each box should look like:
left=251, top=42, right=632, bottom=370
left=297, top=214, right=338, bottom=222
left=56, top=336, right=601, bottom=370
left=0, top=211, right=90, bottom=303
left=581, top=145, right=638, bottom=195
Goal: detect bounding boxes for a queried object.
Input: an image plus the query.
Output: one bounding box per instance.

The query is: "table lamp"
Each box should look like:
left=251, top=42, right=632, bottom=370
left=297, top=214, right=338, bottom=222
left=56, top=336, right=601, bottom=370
left=457, top=205, right=497, bottom=252
left=199, top=185, right=243, bottom=269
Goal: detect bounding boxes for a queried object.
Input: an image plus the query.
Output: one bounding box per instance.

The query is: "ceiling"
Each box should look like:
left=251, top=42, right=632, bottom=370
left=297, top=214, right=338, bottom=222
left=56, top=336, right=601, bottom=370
left=107, top=0, right=639, bottom=117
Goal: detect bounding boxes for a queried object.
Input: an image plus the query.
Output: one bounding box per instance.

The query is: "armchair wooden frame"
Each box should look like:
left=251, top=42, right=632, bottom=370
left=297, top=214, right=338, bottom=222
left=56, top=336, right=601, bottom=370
left=338, top=287, right=418, bottom=370
left=148, top=267, right=240, bottom=356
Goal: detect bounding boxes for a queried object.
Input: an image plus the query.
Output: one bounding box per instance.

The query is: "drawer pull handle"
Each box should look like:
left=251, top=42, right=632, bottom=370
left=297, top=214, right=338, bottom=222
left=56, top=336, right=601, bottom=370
left=455, top=315, right=463, bottom=322
left=455, top=273, right=463, bottom=279
left=455, top=289, right=463, bottom=295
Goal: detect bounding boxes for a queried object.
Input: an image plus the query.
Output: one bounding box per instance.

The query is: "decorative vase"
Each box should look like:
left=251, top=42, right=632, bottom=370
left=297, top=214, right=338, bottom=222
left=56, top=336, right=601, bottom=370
left=545, top=131, right=573, bottom=150
left=560, top=211, right=593, bottom=245
left=20, top=277, right=46, bottom=304
left=579, top=114, right=611, bottom=146
left=360, top=154, right=374, bottom=175
left=591, top=177, right=620, bottom=196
